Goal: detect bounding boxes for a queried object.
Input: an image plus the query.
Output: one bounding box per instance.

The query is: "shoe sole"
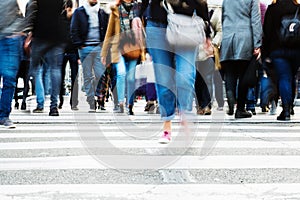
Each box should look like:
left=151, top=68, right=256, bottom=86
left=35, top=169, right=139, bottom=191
left=158, top=138, right=171, bottom=144
left=1, top=125, right=16, bottom=129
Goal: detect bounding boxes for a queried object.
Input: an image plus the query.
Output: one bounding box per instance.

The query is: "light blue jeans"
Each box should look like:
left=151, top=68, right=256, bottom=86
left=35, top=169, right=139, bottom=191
left=113, top=55, right=138, bottom=106
left=35, top=62, right=51, bottom=109
left=79, top=45, right=105, bottom=106
left=146, top=20, right=196, bottom=121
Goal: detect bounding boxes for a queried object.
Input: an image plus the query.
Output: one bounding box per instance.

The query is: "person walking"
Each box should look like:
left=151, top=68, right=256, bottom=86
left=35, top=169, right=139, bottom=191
left=25, top=0, right=69, bottom=116
left=101, top=0, right=146, bottom=115
left=220, top=0, right=262, bottom=119
left=71, top=0, right=109, bottom=112
left=59, top=0, right=80, bottom=111
left=0, top=0, right=27, bottom=128
left=143, top=0, right=211, bottom=143
left=263, top=0, right=300, bottom=120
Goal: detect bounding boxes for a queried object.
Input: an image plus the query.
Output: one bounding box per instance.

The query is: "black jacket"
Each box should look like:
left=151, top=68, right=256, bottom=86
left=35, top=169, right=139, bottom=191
left=26, top=0, right=67, bottom=42
left=263, top=0, right=300, bottom=58
left=70, top=6, right=109, bottom=48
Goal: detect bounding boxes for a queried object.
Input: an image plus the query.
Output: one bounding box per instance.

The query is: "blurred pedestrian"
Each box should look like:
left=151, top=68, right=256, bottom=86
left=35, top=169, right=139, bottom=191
left=220, top=0, right=262, bottom=119
left=71, top=0, right=109, bottom=112
left=263, top=0, right=300, bottom=120
left=0, top=0, right=27, bottom=128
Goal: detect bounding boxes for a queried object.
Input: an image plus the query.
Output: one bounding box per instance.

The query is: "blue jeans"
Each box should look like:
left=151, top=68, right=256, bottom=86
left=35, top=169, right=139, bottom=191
left=113, top=56, right=138, bottom=106
left=0, top=36, right=21, bottom=119
left=146, top=20, right=196, bottom=121
left=79, top=45, right=105, bottom=106
left=35, top=62, right=51, bottom=109
left=30, top=38, right=65, bottom=109
left=270, top=49, right=300, bottom=106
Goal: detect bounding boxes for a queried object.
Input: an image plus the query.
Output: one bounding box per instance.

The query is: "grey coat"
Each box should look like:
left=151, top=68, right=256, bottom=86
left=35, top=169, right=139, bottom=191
left=220, top=0, right=262, bottom=62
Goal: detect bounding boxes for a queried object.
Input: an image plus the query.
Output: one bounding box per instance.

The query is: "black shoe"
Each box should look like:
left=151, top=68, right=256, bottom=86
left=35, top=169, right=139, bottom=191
left=277, top=111, right=290, bottom=121
left=226, top=91, right=235, bottom=116
left=128, top=105, right=134, bottom=115
left=290, top=106, right=295, bottom=115
left=21, top=102, right=26, bottom=110
left=14, top=102, right=19, bottom=109
left=235, top=110, right=252, bottom=119
left=49, top=107, right=59, bottom=116
left=58, top=102, right=63, bottom=109
left=277, top=104, right=290, bottom=121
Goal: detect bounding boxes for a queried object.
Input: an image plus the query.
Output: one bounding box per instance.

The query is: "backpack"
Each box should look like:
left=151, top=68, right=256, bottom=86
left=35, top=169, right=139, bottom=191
left=280, top=7, right=300, bottom=47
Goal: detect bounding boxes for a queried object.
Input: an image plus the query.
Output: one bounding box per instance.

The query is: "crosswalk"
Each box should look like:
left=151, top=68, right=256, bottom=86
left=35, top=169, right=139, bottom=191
left=1, top=100, right=300, bottom=199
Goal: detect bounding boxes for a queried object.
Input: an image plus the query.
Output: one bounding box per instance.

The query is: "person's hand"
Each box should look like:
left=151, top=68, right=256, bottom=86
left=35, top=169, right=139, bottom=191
left=101, top=56, right=106, bottom=66
left=253, top=48, right=261, bottom=60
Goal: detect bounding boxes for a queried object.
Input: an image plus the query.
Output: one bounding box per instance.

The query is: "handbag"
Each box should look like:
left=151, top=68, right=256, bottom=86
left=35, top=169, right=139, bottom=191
left=120, top=41, right=141, bottom=60
left=242, top=56, right=260, bottom=88
left=280, top=7, right=300, bottom=47
left=162, top=0, right=206, bottom=48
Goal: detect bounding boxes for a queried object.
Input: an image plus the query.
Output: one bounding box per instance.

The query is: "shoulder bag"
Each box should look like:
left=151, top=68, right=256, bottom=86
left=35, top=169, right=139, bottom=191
left=162, top=0, right=206, bottom=48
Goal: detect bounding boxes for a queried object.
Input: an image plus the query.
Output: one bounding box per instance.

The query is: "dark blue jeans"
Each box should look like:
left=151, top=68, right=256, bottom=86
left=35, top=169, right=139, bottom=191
left=0, top=36, right=21, bottom=119
left=270, top=49, right=300, bottom=106
left=30, top=38, right=66, bottom=109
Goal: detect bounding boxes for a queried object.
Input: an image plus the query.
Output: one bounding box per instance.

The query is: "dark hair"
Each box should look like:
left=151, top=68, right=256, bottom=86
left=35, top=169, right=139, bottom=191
left=64, top=0, right=73, bottom=8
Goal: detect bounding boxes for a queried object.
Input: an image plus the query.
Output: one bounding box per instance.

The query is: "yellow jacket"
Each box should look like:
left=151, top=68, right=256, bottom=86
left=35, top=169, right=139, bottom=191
left=101, top=4, right=146, bottom=64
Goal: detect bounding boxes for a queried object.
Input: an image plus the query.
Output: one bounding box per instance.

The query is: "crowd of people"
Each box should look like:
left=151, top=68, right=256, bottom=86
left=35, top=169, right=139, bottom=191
left=0, top=0, right=300, bottom=145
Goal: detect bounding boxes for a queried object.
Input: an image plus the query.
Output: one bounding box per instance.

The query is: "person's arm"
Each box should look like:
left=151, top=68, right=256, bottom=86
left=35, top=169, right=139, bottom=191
left=70, top=9, right=84, bottom=48
left=23, top=0, right=37, bottom=33
left=251, top=0, right=263, bottom=53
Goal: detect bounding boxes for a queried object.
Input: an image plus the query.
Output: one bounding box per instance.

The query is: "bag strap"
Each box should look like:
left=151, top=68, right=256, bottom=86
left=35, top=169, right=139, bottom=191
left=294, top=7, right=300, bottom=19
left=162, top=0, right=174, bottom=14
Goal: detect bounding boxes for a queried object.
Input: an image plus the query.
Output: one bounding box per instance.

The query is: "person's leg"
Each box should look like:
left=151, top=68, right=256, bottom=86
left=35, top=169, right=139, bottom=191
left=21, top=60, right=30, bottom=110
left=69, top=52, right=79, bottom=109
left=273, top=57, right=293, bottom=120
left=44, top=44, right=65, bottom=115
left=114, top=56, right=126, bottom=112
left=79, top=46, right=97, bottom=110
left=213, top=69, right=225, bottom=109
left=246, top=87, right=257, bottom=115
left=195, top=59, right=213, bottom=115
left=222, top=61, right=238, bottom=115
left=34, top=65, right=45, bottom=111
left=59, top=53, right=68, bottom=109
left=92, top=46, right=105, bottom=103
left=235, top=60, right=252, bottom=118
left=110, top=64, right=119, bottom=110
left=126, top=59, right=138, bottom=115
left=146, top=20, right=175, bottom=144
left=0, top=36, right=21, bottom=126
left=174, top=47, right=196, bottom=113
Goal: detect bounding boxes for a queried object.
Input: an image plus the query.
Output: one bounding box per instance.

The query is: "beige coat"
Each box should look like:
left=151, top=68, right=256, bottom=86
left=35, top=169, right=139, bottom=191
left=101, top=4, right=145, bottom=64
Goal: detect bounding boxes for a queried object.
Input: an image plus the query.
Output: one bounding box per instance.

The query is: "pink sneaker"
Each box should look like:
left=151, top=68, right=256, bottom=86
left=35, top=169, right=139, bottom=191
left=158, top=131, right=171, bottom=144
